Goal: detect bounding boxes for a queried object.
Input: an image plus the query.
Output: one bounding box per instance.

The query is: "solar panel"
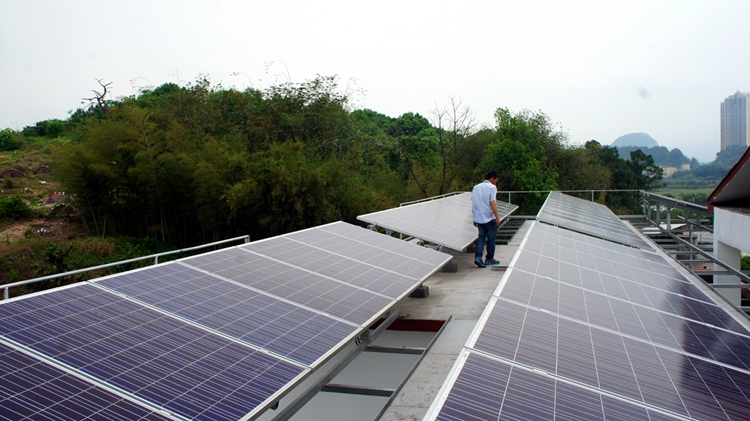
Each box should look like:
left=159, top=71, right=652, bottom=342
left=519, top=223, right=743, bottom=330
left=0, top=221, right=451, bottom=420
left=0, top=342, right=172, bottom=420
left=434, top=351, right=684, bottom=421
left=184, top=244, right=395, bottom=326
left=245, top=235, right=426, bottom=299
left=537, top=191, right=654, bottom=250
left=357, top=193, right=518, bottom=252
left=0, top=285, right=306, bottom=421
left=96, top=263, right=359, bottom=367
left=426, top=221, right=750, bottom=420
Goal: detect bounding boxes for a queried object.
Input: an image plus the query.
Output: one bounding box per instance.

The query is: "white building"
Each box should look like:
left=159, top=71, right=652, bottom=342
left=708, top=145, right=750, bottom=305
left=721, top=91, right=750, bottom=151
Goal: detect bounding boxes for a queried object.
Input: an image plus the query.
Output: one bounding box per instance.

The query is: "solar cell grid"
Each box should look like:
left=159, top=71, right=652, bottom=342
left=234, top=226, right=448, bottom=298
left=183, top=246, right=266, bottom=269
left=0, top=342, right=172, bottom=421
left=96, top=264, right=358, bottom=366
left=537, top=192, right=654, bottom=249
left=313, top=221, right=452, bottom=267
left=283, top=228, right=446, bottom=279
left=185, top=253, right=394, bottom=326
left=470, top=299, right=750, bottom=419
left=519, top=226, right=716, bottom=306
left=431, top=351, right=685, bottom=421
left=0, top=284, right=305, bottom=421
left=500, top=265, right=750, bottom=371
left=357, top=193, right=518, bottom=252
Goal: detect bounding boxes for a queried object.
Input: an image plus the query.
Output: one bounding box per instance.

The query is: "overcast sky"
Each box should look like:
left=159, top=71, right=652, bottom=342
left=2, top=1, right=749, bottom=162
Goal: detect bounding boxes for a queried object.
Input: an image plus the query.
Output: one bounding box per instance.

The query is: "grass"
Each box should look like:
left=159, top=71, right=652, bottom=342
left=0, top=138, right=66, bottom=210
left=652, top=187, right=714, bottom=206
left=652, top=187, right=715, bottom=199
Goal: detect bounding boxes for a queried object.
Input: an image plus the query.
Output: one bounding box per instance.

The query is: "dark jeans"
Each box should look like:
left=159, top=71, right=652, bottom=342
left=475, top=220, right=498, bottom=260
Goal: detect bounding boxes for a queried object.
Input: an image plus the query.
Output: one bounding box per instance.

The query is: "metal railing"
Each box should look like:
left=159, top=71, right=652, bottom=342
left=2, top=235, right=250, bottom=300
left=399, top=191, right=464, bottom=207
left=497, top=189, right=642, bottom=204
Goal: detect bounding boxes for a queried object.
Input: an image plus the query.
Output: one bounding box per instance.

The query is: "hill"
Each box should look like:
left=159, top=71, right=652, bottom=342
left=612, top=133, right=659, bottom=148
left=616, top=145, right=694, bottom=168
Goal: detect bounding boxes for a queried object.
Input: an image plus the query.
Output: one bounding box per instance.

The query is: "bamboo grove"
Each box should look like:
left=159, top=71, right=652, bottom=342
left=51, top=76, right=662, bottom=246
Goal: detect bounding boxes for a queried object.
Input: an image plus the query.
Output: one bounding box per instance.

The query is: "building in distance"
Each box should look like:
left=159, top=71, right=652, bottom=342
left=721, top=91, right=750, bottom=151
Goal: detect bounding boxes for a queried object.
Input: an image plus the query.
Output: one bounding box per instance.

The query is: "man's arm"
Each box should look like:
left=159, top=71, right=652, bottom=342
left=490, top=200, right=501, bottom=225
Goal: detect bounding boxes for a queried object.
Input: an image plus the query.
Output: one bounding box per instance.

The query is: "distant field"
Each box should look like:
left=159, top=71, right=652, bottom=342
left=651, top=187, right=714, bottom=203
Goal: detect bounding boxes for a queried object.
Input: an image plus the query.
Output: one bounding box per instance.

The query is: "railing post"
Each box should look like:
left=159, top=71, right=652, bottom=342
left=656, top=204, right=661, bottom=226
left=666, top=207, right=672, bottom=231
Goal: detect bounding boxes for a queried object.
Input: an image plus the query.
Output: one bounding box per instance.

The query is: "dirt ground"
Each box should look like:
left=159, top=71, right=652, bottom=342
left=0, top=217, right=78, bottom=242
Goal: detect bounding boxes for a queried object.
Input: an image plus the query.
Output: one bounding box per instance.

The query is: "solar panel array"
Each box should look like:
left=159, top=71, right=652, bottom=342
left=0, top=341, right=172, bottom=421
left=426, top=221, right=750, bottom=420
left=357, top=192, right=518, bottom=252
left=0, top=221, right=451, bottom=421
left=537, top=191, right=654, bottom=250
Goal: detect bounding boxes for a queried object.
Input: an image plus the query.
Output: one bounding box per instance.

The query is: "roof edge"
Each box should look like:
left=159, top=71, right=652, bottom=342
left=708, top=146, right=750, bottom=211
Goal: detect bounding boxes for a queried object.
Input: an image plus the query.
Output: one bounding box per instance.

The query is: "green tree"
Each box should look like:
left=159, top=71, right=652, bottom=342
left=45, top=120, right=66, bottom=138
left=628, top=149, right=663, bottom=190
left=0, top=129, right=22, bottom=151
left=478, top=108, right=560, bottom=211
left=389, top=113, right=442, bottom=198
left=556, top=144, right=611, bottom=191
left=225, top=141, right=366, bottom=238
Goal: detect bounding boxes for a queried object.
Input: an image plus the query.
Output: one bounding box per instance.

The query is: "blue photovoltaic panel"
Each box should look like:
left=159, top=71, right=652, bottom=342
left=0, top=221, right=451, bottom=420
left=499, top=271, right=750, bottom=371
left=469, top=299, right=750, bottom=420
left=237, top=235, right=432, bottom=298
left=427, top=221, right=750, bottom=420
left=283, top=221, right=450, bottom=280
left=95, top=263, right=359, bottom=367
left=318, top=221, right=453, bottom=267
left=0, top=284, right=305, bottom=421
left=434, top=351, right=684, bottom=421
left=0, top=342, right=171, bottom=421
left=183, top=244, right=395, bottom=326
left=518, top=223, right=745, bottom=331
left=537, top=191, right=654, bottom=250
left=357, top=193, right=518, bottom=252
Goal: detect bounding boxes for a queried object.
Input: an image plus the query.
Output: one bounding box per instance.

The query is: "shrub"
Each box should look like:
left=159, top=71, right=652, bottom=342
left=0, top=129, right=22, bottom=151
left=0, top=195, right=31, bottom=220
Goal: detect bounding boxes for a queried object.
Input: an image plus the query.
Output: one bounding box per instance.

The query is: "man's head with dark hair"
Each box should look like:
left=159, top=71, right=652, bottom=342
left=485, top=171, right=498, bottom=180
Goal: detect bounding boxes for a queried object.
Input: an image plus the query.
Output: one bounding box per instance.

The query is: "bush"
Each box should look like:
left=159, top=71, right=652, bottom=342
left=0, top=195, right=31, bottom=220
left=0, top=129, right=22, bottom=151
left=45, top=120, right=66, bottom=138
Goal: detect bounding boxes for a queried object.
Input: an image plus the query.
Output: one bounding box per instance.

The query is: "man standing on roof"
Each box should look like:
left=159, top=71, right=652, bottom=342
left=471, top=171, right=502, bottom=267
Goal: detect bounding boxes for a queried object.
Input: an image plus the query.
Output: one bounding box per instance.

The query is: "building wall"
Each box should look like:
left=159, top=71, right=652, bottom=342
left=713, top=207, right=750, bottom=305
left=721, top=91, right=750, bottom=151
left=660, top=166, right=678, bottom=178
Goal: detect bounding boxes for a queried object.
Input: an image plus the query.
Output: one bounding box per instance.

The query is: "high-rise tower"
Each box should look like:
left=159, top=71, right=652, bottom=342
left=721, top=91, right=750, bottom=151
